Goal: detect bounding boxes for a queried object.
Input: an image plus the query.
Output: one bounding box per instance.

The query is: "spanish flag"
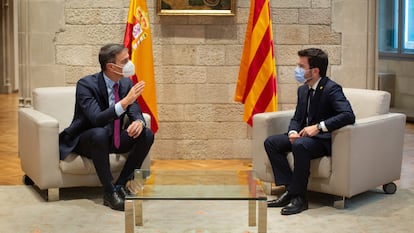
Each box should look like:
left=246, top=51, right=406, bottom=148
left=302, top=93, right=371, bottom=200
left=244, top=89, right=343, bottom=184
left=124, top=0, right=159, bottom=133
left=234, top=0, right=277, bottom=126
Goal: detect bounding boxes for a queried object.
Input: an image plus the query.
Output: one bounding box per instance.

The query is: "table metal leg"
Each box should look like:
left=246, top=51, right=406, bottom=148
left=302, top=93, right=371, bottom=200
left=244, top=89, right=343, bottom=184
left=125, top=200, right=134, bottom=233
left=258, top=200, right=267, bottom=233
left=248, top=200, right=256, bottom=226
left=135, top=200, right=143, bottom=226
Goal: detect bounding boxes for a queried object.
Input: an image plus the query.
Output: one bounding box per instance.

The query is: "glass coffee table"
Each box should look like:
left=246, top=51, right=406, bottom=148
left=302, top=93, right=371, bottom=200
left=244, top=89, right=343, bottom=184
left=124, top=169, right=267, bottom=233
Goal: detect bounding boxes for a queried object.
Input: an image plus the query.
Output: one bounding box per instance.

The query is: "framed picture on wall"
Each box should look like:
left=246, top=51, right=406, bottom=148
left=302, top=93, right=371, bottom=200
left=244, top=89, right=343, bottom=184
left=157, top=0, right=236, bottom=16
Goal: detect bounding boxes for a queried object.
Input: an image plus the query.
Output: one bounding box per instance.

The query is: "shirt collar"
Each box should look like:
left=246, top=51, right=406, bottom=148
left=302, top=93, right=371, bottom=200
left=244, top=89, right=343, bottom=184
left=103, top=72, right=117, bottom=88
left=310, top=77, right=321, bottom=90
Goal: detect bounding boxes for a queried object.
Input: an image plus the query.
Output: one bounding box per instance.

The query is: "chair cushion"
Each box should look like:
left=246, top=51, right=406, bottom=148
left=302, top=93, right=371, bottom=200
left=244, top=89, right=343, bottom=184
left=60, top=153, right=127, bottom=175
left=310, top=156, right=331, bottom=178
left=287, top=153, right=332, bottom=178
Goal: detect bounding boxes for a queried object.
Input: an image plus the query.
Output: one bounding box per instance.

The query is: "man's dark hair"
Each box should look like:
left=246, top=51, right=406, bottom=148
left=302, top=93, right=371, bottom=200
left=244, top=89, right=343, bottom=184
left=298, top=48, right=328, bottom=77
left=99, top=44, right=127, bottom=71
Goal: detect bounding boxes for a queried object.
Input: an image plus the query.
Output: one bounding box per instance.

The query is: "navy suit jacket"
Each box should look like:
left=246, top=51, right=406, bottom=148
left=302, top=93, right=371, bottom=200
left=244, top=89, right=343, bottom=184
left=59, top=72, right=146, bottom=160
left=289, top=77, right=355, bottom=140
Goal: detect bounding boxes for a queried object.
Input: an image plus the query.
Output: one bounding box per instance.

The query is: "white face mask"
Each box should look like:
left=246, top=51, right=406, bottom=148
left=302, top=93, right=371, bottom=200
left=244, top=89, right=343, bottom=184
left=112, top=60, right=135, bottom=77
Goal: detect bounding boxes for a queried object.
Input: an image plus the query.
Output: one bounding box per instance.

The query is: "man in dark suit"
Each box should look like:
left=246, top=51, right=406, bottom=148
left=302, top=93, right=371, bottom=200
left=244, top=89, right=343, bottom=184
left=59, top=44, right=154, bottom=211
left=265, top=48, right=355, bottom=215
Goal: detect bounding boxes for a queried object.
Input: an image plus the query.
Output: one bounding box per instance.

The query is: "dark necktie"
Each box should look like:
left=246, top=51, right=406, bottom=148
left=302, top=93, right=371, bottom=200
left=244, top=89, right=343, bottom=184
left=113, top=83, right=120, bottom=149
left=307, top=88, right=314, bottom=125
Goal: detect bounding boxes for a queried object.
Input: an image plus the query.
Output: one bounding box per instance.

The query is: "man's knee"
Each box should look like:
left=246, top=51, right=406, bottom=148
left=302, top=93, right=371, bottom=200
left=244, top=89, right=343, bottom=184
left=88, top=128, right=109, bottom=145
left=291, top=138, right=313, bottom=160
left=264, top=134, right=289, bottom=152
left=145, top=128, right=155, bottom=146
left=291, top=138, right=307, bottom=151
left=264, top=137, right=273, bottom=151
left=134, top=127, right=154, bottom=147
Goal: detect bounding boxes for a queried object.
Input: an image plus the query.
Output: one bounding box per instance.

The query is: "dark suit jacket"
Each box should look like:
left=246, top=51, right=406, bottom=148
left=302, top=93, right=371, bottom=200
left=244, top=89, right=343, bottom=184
left=289, top=77, right=355, bottom=140
left=59, top=72, right=146, bottom=160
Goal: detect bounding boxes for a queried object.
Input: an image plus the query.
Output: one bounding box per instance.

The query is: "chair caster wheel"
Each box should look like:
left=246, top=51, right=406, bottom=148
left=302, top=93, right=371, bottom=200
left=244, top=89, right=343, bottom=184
left=383, top=182, right=397, bottom=194
left=22, top=175, right=34, bottom=185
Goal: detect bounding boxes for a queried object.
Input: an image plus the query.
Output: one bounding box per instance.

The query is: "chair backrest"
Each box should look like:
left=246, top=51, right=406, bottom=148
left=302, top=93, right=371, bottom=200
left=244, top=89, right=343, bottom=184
left=32, top=86, right=76, bottom=132
left=343, top=88, right=390, bottom=119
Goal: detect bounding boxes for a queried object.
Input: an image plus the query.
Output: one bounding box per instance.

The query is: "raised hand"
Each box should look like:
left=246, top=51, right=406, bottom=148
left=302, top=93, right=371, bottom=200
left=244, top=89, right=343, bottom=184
left=120, top=81, right=145, bottom=109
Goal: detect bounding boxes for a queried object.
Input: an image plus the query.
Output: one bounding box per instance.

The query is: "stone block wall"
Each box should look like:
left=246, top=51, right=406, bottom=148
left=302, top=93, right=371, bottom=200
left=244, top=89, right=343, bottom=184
left=19, top=0, right=377, bottom=160
left=378, top=60, right=414, bottom=111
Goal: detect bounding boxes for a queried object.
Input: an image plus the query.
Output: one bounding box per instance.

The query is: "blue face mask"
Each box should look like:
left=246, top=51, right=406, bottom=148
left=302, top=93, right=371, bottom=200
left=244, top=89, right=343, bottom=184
left=294, top=66, right=312, bottom=83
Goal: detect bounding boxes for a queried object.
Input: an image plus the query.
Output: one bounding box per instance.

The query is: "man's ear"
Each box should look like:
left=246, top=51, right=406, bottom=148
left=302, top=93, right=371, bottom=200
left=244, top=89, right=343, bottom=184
left=312, top=67, right=320, bottom=76
left=105, top=63, right=113, bottom=72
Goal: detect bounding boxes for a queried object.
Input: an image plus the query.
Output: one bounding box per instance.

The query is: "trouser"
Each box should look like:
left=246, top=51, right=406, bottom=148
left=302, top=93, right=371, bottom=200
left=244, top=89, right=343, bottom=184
left=74, top=127, right=154, bottom=193
left=264, top=134, right=330, bottom=196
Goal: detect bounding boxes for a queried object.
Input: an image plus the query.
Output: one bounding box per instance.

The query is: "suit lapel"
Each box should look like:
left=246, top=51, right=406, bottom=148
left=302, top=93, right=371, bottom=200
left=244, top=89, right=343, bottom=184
left=309, top=77, right=328, bottom=123
left=118, top=79, right=129, bottom=99
left=298, top=86, right=309, bottom=126
left=97, top=72, right=109, bottom=108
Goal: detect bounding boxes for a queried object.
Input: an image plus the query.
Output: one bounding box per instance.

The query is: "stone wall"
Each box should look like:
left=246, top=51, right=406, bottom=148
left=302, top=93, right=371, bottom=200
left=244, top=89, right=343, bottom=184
left=0, top=0, right=19, bottom=93
left=378, top=60, right=414, bottom=111
left=18, top=0, right=377, bottom=160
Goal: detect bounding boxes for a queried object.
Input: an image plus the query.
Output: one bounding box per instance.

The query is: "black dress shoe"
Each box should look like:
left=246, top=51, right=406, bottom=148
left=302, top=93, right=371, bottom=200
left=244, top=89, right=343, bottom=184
left=281, top=195, right=308, bottom=215
left=116, top=186, right=129, bottom=200
left=103, top=191, right=125, bottom=211
left=267, top=191, right=292, bottom=208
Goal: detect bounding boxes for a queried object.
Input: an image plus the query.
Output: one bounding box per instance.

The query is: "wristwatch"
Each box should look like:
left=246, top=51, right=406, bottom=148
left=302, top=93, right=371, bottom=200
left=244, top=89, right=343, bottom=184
left=317, top=122, right=323, bottom=132
left=137, top=119, right=146, bottom=128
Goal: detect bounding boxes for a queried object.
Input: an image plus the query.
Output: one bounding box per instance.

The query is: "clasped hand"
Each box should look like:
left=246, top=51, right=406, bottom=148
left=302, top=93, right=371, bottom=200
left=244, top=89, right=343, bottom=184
left=127, top=120, right=144, bottom=138
left=289, top=124, right=319, bottom=143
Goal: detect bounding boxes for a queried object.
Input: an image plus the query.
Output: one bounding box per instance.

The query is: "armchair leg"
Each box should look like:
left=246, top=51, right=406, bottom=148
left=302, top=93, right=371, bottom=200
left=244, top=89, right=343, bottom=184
left=48, top=188, right=59, bottom=201
left=333, top=196, right=346, bottom=209
left=262, top=182, right=272, bottom=195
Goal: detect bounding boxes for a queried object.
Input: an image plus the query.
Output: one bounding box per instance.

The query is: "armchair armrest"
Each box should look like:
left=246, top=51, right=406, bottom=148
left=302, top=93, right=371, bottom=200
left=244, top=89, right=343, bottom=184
left=140, top=113, right=152, bottom=170
left=142, top=113, right=151, bottom=129
left=329, top=112, right=406, bottom=197
left=18, top=107, right=62, bottom=189
left=252, top=110, right=294, bottom=182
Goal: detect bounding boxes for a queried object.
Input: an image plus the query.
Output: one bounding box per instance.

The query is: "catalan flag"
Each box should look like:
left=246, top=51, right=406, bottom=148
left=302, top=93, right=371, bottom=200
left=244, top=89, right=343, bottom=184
left=234, top=0, right=277, bottom=126
left=124, top=0, right=159, bottom=133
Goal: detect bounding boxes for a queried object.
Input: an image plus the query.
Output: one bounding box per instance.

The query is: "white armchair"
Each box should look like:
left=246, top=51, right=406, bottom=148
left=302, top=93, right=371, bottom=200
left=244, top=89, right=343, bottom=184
left=252, top=88, right=406, bottom=208
left=18, top=86, right=151, bottom=201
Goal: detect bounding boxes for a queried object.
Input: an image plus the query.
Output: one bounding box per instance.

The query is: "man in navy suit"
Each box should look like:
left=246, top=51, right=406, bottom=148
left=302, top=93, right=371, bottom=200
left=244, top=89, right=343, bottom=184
left=59, top=44, right=154, bottom=211
left=265, top=48, right=355, bottom=215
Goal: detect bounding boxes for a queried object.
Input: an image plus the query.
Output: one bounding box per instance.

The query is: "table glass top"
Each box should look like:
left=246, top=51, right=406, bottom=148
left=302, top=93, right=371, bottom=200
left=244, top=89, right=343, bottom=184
left=125, top=169, right=267, bottom=201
